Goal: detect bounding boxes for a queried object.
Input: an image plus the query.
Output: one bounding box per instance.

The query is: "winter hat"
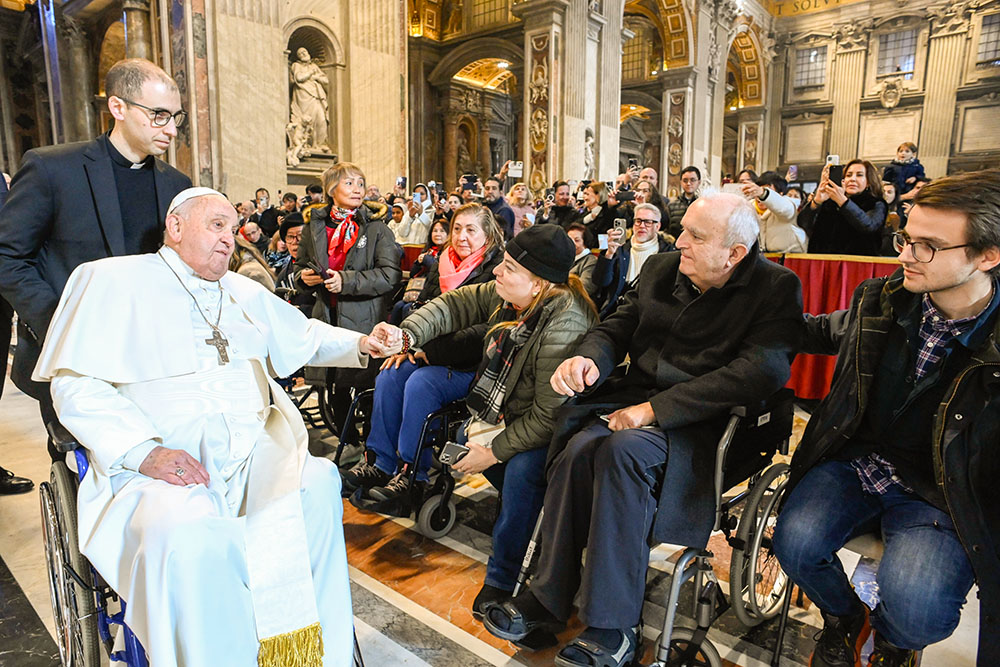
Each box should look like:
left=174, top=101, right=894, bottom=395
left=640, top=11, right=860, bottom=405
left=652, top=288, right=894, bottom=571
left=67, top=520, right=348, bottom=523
left=505, top=224, right=576, bottom=284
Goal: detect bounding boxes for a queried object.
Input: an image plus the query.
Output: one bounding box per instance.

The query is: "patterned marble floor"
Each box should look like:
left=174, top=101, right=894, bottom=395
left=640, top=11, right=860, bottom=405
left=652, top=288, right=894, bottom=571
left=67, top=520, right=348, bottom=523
left=0, top=374, right=980, bottom=666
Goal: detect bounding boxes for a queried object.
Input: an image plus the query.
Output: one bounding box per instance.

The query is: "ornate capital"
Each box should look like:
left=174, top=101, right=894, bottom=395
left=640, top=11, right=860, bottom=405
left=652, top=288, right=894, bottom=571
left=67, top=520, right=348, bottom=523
left=927, top=1, right=974, bottom=37
left=714, top=0, right=739, bottom=27
left=833, top=19, right=873, bottom=53
left=122, top=0, right=152, bottom=11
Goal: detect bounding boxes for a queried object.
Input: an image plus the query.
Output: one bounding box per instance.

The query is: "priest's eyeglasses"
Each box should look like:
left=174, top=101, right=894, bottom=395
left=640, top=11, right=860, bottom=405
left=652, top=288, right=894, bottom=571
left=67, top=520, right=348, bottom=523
left=892, top=232, right=969, bottom=263
left=120, top=97, right=188, bottom=128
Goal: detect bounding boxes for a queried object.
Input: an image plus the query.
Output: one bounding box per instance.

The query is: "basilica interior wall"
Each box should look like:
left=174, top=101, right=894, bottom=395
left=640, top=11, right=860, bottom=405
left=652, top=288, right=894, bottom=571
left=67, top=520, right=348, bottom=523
left=214, top=9, right=287, bottom=201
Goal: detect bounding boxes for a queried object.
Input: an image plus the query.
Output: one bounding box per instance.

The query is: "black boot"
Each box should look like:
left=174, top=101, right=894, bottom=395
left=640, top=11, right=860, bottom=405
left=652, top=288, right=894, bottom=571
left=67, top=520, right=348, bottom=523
left=810, top=600, right=871, bottom=667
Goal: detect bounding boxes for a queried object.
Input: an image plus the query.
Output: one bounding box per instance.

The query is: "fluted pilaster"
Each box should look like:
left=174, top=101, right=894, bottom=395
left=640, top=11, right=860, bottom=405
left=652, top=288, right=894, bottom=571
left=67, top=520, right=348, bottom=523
left=919, top=5, right=971, bottom=177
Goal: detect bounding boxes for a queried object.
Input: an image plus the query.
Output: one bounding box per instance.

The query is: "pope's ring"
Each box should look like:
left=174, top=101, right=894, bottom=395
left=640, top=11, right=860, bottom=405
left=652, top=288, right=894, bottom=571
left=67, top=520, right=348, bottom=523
left=176, top=467, right=187, bottom=477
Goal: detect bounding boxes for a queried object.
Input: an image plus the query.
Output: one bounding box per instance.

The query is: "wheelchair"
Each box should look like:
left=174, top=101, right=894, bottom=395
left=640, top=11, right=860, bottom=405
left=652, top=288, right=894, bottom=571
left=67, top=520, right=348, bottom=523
left=39, top=422, right=148, bottom=667
left=512, top=389, right=796, bottom=667
left=340, top=388, right=471, bottom=539
left=39, top=421, right=366, bottom=667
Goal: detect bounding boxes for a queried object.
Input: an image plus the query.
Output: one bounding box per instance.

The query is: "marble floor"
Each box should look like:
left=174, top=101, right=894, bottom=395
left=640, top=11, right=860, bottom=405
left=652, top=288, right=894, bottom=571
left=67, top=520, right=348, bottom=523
left=0, top=373, right=980, bottom=666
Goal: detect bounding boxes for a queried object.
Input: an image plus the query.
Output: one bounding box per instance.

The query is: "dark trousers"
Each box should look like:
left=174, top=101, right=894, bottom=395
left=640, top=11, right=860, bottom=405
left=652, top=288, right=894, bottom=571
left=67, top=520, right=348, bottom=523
left=773, top=460, right=975, bottom=650
left=531, top=423, right=668, bottom=629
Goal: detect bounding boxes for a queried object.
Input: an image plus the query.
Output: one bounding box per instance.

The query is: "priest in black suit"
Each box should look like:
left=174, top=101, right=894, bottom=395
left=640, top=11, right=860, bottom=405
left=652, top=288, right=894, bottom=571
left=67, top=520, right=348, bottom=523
left=0, top=58, right=191, bottom=437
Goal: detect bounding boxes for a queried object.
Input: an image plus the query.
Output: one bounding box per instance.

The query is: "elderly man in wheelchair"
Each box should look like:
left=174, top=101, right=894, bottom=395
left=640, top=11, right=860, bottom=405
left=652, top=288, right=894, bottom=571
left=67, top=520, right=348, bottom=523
left=34, top=188, right=385, bottom=667
left=480, top=192, right=803, bottom=666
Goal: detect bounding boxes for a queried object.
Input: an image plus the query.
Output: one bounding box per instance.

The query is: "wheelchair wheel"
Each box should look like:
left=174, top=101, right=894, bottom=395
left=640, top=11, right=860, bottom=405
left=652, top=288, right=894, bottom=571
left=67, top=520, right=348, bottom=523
left=39, top=462, right=101, bottom=667
left=657, top=627, right=723, bottom=667
left=729, top=462, right=790, bottom=627
left=415, top=494, right=456, bottom=539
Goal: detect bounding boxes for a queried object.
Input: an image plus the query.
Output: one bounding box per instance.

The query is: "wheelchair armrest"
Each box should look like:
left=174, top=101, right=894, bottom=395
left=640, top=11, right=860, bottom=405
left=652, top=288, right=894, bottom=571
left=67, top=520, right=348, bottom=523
left=46, top=421, right=80, bottom=453
left=729, top=387, right=795, bottom=417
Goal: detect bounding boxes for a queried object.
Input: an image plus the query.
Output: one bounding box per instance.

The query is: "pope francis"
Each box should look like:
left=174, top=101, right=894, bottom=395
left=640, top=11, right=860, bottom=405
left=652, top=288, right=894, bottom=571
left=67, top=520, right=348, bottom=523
left=33, top=188, right=392, bottom=667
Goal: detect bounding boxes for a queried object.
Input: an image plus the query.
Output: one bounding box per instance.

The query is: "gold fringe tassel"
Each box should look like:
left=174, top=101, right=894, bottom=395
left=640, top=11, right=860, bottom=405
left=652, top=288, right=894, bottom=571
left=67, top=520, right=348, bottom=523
left=257, top=622, right=324, bottom=667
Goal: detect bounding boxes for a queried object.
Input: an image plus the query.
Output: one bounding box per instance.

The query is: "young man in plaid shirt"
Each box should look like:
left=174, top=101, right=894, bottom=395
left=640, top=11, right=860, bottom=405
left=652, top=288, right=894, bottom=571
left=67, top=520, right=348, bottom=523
left=773, top=170, right=1000, bottom=667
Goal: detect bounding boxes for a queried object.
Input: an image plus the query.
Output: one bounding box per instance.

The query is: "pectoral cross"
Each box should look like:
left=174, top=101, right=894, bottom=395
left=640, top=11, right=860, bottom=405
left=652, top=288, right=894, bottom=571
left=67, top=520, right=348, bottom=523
left=205, top=329, right=230, bottom=365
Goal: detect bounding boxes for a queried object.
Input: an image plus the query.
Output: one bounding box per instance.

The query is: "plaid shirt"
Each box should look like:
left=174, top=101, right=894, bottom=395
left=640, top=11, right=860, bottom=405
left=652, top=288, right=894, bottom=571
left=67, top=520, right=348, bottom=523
left=852, top=292, right=986, bottom=495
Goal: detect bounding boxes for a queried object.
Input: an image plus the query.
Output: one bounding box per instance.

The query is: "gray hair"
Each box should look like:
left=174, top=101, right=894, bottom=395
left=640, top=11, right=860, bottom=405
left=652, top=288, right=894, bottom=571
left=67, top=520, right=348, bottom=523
left=633, top=202, right=662, bottom=222
left=700, top=189, right=759, bottom=248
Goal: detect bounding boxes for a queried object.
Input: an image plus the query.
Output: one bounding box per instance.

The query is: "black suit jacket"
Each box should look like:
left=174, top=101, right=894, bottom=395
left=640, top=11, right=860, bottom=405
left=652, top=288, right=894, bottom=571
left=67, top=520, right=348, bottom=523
left=0, top=134, right=191, bottom=398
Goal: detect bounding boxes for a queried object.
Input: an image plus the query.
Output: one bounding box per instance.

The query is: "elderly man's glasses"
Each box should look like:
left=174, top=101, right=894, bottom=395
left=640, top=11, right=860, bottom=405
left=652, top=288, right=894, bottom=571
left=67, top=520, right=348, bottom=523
left=119, top=97, right=187, bottom=128
left=892, top=232, right=969, bottom=263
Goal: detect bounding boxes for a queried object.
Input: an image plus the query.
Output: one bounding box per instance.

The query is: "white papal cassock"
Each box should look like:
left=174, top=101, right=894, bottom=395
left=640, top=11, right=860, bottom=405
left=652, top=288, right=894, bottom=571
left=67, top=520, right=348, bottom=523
left=34, top=246, right=365, bottom=667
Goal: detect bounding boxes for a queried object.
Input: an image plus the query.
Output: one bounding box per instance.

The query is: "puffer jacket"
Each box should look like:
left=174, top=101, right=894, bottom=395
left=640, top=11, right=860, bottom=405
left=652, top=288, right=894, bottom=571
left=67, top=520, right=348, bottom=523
left=789, top=269, right=999, bottom=666
left=400, top=281, right=597, bottom=462
left=295, top=200, right=402, bottom=333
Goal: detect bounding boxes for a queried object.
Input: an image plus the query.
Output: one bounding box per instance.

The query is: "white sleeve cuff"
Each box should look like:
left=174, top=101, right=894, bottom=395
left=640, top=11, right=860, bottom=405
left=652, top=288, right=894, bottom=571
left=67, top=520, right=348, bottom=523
left=119, top=439, right=160, bottom=473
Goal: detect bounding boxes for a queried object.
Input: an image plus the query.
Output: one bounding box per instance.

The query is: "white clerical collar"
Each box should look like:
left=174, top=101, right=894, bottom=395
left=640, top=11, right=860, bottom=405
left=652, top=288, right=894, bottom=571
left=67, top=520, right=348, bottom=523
left=158, top=246, right=221, bottom=289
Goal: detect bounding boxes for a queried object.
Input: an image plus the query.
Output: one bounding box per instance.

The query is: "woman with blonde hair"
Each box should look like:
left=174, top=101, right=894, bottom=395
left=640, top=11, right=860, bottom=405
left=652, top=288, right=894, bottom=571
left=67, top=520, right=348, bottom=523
left=230, top=235, right=276, bottom=291
left=506, top=182, right=536, bottom=236
left=345, top=225, right=597, bottom=618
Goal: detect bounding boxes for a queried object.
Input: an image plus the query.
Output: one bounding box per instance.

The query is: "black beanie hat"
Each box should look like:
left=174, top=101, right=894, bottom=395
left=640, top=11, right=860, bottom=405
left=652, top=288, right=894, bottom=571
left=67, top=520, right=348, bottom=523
left=279, top=212, right=304, bottom=240
left=505, top=224, right=576, bottom=284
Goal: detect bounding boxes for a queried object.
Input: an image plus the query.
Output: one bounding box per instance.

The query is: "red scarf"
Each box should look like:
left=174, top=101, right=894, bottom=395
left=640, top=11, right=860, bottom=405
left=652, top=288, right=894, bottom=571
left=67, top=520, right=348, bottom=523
left=325, top=208, right=359, bottom=307
left=438, top=245, right=488, bottom=292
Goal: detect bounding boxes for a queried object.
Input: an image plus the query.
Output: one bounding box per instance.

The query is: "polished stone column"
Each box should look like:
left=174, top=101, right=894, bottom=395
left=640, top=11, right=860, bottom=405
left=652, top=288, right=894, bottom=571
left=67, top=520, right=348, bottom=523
left=60, top=16, right=97, bottom=143
left=828, top=21, right=871, bottom=161
left=595, top=6, right=623, bottom=179
left=763, top=35, right=788, bottom=170
left=123, top=0, right=153, bottom=60
left=443, top=112, right=459, bottom=190
left=918, top=6, right=971, bottom=177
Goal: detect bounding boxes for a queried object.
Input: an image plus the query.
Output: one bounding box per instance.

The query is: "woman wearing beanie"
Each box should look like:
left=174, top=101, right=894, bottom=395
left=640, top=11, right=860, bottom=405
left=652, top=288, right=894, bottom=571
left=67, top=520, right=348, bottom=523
left=344, top=224, right=598, bottom=617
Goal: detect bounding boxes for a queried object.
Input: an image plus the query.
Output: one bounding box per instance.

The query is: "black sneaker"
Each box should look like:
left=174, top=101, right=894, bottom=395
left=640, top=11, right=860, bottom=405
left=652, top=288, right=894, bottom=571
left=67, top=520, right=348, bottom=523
left=340, top=460, right=390, bottom=498
left=810, top=602, right=870, bottom=667
left=867, top=632, right=917, bottom=667
left=368, top=472, right=420, bottom=501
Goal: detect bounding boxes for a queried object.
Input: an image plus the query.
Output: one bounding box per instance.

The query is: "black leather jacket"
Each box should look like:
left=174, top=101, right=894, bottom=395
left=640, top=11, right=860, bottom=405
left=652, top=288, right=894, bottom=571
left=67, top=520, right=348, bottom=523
left=789, top=269, right=999, bottom=666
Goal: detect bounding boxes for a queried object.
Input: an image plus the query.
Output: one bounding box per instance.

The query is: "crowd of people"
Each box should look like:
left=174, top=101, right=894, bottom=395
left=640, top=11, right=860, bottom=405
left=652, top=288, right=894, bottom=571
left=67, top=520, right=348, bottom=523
left=0, top=55, right=995, bottom=667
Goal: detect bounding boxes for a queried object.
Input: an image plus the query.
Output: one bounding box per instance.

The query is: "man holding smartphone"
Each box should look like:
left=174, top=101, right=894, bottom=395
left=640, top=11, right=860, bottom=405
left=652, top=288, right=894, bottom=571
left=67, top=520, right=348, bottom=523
left=538, top=181, right=581, bottom=229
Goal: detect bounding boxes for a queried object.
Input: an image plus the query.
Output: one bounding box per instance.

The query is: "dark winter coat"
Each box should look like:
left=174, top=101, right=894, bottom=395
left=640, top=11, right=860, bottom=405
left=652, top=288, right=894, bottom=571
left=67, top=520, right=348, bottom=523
left=788, top=270, right=1000, bottom=666
left=882, top=159, right=926, bottom=197
left=548, top=244, right=803, bottom=548
left=800, top=191, right=887, bottom=256
left=592, top=236, right=674, bottom=319
left=295, top=201, right=402, bottom=333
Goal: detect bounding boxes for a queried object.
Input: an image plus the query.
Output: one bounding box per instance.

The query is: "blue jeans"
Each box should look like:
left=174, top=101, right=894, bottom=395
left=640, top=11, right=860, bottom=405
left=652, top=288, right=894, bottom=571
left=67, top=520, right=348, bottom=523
left=365, top=362, right=475, bottom=481
left=773, top=459, right=974, bottom=650
left=457, top=427, right=548, bottom=591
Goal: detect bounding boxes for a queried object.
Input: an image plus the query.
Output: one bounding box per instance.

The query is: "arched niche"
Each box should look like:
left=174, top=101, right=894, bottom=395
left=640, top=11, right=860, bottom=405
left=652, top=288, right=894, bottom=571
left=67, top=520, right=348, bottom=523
left=283, top=18, right=346, bottom=161
left=97, top=20, right=126, bottom=97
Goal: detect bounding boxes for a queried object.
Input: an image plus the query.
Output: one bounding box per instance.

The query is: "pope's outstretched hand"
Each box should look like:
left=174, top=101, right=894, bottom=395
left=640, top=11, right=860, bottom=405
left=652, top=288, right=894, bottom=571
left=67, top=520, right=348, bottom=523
left=369, top=322, right=404, bottom=355
left=550, top=356, right=600, bottom=397
left=139, top=446, right=210, bottom=486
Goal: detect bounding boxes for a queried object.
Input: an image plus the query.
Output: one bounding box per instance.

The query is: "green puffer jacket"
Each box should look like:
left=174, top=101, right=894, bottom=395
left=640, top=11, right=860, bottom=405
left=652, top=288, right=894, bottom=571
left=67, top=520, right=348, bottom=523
left=400, top=281, right=597, bottom=462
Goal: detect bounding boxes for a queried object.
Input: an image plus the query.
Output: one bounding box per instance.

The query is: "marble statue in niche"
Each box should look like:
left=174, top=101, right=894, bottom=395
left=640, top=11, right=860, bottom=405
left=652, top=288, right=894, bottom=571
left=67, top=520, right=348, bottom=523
left=289, top=47, right=330, bottom=154
left=583, top=130, right=595, bottom=181
left=457, top=131, right=475, bottom=176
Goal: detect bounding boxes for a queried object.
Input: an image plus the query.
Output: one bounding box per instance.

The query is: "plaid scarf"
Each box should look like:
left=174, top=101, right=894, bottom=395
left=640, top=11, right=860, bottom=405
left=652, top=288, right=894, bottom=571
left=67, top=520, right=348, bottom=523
left=466, top=306, right=542, bottom=424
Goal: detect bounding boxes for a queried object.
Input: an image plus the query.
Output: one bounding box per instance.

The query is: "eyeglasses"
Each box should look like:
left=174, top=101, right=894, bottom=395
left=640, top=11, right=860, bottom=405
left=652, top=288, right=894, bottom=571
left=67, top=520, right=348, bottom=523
left=634, top=218, right=659, bottom=226
left=892, top=232, right=969, bottom=263
left=118, top=97, right=187, bottom=128
left=285, top=233, right=303, bottom=242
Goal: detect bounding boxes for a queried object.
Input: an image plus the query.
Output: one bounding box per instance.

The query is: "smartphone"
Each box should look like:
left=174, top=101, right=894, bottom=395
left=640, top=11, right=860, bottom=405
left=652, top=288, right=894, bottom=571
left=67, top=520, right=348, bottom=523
left=508, top=160, right=524, bottom=178
left=439, top=441, right=470, bottom=466
left=462, top=182, right=477, bottom=192
left=616, top=189, right=635, bottom=202
left=544, top=187, right=555, bottom=200
left=828, top=164, right=844, bottom=186
left=396, top=176, right=407, bottom=190
left=628, top=157, right=639, bottom=171
left=428, top=180, right=437, bottom=189
left=613, top=218, right=627, bottom=234
left=305, top=261, right=326, bottom=275
left=825, top=155, right=840, bottom=165
left=412, top=192, right=422, bottom=205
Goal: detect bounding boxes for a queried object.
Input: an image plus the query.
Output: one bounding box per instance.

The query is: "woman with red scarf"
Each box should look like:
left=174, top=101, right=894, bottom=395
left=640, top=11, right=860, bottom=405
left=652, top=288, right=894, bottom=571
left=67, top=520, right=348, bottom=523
left=295, top=161, right=401, bottom=428
left=389, top=204, right=503, bottom=324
